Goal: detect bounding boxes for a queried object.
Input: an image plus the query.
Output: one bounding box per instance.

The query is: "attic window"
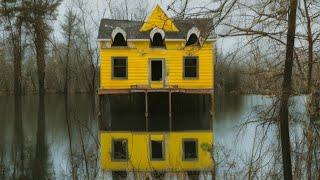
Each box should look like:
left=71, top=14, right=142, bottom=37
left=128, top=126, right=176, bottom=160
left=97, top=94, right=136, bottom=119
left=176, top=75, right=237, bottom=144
left=111, top=27, right=127, bottom=46
left=112, top=33, right=127, bottom=46
left=150, top=28, right=165, bottom=47
left=186, top=33, right=199, bottom=46
left=151, top=33, right=165, bottom=47
left=186, top=27, right=200, bottom=46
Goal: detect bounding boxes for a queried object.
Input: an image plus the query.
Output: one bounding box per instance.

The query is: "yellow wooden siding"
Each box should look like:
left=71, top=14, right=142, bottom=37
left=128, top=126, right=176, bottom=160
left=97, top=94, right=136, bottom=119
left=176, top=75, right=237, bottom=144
left=100, top=131, right=213, bottom=171
left=100, top=41, right=214, bottom=89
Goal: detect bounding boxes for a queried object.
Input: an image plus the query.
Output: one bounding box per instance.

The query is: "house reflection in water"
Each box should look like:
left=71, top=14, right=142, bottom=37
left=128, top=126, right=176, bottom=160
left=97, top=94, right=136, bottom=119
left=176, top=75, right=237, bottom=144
left=98, top=4, right=216, bottom=179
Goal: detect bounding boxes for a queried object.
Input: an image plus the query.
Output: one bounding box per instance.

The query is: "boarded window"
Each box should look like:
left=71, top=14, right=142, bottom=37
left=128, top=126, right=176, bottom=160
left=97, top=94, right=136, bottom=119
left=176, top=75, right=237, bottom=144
left=184, top=57, right=198, bottom=78
left=183, top=139, right=198, bottom=160
left=151, top=33, right=165, bottom=47
left=112, top=139, right=128, bottom=160
left=151, top=140, right=164, bottom=160
left=186, top=34, right=199, bottom=46
left=187, top=171, right=200, bottom=180
left=152, top=171, right=165, bottom=179
left=112, top=171, right=127, bottom=180
left=112, top=57, right=127, bottom=78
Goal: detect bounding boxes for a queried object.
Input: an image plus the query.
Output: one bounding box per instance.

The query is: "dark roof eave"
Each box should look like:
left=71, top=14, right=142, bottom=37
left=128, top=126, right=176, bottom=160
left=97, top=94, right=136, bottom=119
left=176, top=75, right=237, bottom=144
left=97, top=18, right=214, bottom=40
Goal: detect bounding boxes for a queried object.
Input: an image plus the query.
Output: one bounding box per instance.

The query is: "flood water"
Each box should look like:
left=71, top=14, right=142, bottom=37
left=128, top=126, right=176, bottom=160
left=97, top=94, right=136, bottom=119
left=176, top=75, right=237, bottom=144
left=0, top=94, right=307, bottom=179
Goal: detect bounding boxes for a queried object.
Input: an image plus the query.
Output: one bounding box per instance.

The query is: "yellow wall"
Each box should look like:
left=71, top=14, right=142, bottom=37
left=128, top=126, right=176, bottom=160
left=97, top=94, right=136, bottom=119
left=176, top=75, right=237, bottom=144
left=100, top=131, right=213, bottom=171
left=100, top=41, right=214, bottom=90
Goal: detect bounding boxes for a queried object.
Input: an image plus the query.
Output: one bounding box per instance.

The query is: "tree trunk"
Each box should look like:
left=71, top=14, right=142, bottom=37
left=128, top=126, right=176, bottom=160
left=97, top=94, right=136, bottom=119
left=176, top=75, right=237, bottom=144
left=303, top=0, right=314, bottom=93
left=33, top=89, right=47, bottom=180
left=279, top=0, right=298, bottom=179
left=11, top=19, right=24, bottom=179
left=34, top=19, right=46, bottom=96
left=33, top=21, right=47, bottom=179
left=13, top=29, right=22, bottom=96
left=303, top=1, right=314, bottom=178
left=64, top=29, right=71, bottom=94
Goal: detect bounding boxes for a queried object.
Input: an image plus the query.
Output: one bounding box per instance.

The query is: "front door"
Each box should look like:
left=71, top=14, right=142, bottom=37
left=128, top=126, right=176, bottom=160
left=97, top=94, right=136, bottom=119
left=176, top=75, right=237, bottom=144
left=150, top=60, right=164, bottom=88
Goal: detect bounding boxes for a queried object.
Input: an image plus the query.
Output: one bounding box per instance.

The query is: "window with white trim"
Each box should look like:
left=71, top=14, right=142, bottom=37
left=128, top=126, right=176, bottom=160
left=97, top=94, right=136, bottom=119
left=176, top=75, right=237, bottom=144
left=112, top=57, right=127, bottom=79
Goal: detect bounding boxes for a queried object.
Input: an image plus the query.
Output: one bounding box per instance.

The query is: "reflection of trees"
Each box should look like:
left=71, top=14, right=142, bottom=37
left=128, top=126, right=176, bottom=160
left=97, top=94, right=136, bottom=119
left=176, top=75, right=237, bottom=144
left=172, top=94, right=211, bottom=130
left=2, top=94, right=99, bottom=179
left=65, top=94, right=100, bottom=179
left=65, top=94, right=77, bottom=179
left=32, top=93, right=52, bottom=179
left=12, top=93, right=25, bottom=179
left=214, top=94, right=245, bottom=121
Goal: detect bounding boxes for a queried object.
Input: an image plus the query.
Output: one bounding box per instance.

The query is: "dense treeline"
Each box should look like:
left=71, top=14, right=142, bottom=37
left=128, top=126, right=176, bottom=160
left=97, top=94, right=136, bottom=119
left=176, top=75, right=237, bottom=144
left=0, top=47, right=99, bottom=94
left=215, top=51, right=320, bottom=95
left=0, top=2, right=99, bottom=95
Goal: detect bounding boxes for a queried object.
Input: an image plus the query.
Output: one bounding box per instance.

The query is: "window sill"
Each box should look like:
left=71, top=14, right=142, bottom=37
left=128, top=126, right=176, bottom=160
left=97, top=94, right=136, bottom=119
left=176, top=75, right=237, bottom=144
left=111, top=78, right=128, bottom=80
left=150, top=47, right=166, bottom=49
left=183, top=77, right=199, bottom=80
left=111, top=46, right=129, bottom=48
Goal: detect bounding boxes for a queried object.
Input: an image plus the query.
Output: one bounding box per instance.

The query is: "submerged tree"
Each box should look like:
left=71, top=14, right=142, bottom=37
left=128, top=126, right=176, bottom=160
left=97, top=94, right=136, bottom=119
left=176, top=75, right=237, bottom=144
left=20, top=0, right=61, bottom=179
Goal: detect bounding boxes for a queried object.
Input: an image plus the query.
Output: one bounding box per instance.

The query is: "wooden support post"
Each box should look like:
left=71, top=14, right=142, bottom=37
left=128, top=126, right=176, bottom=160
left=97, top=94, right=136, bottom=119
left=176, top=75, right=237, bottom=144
left=96, top=93, right=100, bottom=118
left=145, top=91, right=149, bottom=131
left=106, top=95, right=112, bottom=131
left=97, top=94, right=102, bottom=130
left=169, top=91, right=172, bottom=131
left=209, top=92, right=214, bottom=130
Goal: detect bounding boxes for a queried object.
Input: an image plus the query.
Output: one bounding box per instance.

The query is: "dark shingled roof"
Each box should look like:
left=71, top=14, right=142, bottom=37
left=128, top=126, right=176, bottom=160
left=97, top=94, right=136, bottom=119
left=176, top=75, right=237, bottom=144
left=97, top=18, right=214, bottom=40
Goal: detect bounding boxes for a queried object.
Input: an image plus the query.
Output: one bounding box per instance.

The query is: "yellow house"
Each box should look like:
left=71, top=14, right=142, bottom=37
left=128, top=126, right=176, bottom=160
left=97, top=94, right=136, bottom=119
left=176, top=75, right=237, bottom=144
left=98, top=5, right=215, bottom=179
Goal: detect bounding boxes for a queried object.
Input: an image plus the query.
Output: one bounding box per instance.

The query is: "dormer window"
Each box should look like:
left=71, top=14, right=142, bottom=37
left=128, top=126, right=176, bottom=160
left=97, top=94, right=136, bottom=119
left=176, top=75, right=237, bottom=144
left=111, top=27, right=127, bottom=46
left=150, top=28, right=165, bottom=47
left=186, top=27, right=200, bottom=46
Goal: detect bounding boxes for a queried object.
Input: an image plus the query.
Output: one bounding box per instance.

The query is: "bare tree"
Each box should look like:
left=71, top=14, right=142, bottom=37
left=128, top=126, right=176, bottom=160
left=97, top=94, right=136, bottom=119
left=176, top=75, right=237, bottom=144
left=297, top=0, right=320, bottom=93
left=73, top=0, right=99, bottom=94
left=23, top=0, right=61, bottom=96
left=0, top=0, right=25, bottom=97
left=106, top=0, right=149, bottom=21
left=61, top=9, right=78, bottom=94
left=278, top=0, right=298, bottom=178
left=167, top=1, right=315, bottom=179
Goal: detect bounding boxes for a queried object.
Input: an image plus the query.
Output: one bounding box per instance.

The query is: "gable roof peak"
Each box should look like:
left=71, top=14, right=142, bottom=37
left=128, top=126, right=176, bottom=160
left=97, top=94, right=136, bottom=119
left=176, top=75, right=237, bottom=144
left=139, top=4, right=179, bottom=32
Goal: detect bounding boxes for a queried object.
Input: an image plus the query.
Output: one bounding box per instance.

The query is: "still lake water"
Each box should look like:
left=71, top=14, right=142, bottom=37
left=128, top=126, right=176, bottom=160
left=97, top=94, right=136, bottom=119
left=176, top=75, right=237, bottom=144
left=0, top=94, right=307, bottom=179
